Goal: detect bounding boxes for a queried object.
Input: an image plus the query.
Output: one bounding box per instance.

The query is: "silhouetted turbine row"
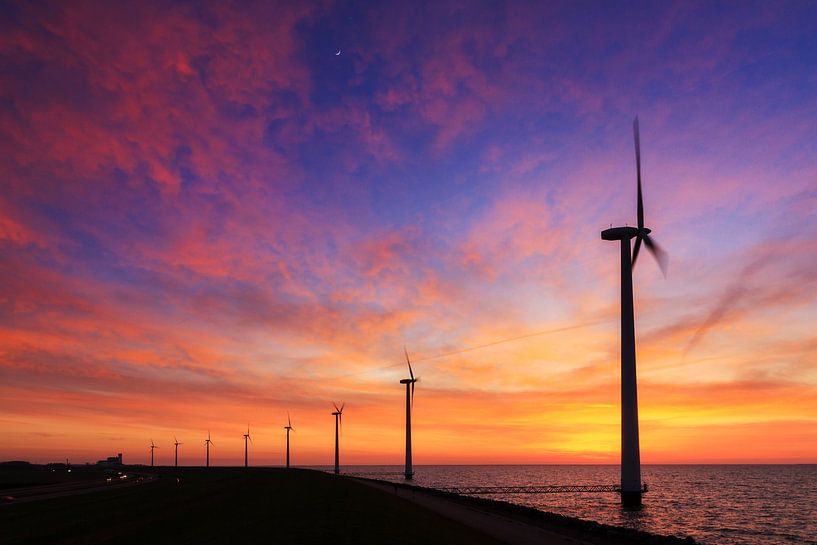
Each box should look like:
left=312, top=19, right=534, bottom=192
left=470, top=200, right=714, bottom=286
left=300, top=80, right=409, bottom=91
left=144, top=349, right=417, bottom=475
left=142, top=120, right=661, bottom=511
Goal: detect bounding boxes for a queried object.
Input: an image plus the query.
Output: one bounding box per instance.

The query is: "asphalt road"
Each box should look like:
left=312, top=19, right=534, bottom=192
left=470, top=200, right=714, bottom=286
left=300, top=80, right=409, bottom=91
left=0, top=472, right=156, bottom=504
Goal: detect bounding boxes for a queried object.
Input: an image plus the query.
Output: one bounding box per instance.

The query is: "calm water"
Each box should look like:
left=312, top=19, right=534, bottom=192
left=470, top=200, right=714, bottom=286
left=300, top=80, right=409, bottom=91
left=323, top=465, right=817, bottom=545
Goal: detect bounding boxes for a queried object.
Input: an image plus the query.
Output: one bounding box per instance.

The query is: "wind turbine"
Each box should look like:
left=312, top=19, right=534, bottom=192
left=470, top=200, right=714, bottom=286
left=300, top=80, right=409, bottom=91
left=331, top=402, right=344, bottom=474
left=400, top=347, right=418, bottom=480
left=284, top=413, right=295, bottom=468
left=173, top=436, right=183, bottom=467
left=204, top=431, right=213, bottom=468
left=149, top=439, right=159, bottom=467
left=243, top=425, right=252, bottom=468
left=601, top=117, right=668, bottom=508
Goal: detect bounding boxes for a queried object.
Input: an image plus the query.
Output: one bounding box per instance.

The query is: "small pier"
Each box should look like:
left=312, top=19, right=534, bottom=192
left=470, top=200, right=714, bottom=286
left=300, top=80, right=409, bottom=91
left=341, top=472, right=649, bottom=497
left=437, top=483, right=648, bottom=495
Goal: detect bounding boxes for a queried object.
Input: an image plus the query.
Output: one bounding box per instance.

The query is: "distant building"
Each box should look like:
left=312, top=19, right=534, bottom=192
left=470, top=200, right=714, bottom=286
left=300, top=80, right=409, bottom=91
left=96, top=453, right=123, bottom=467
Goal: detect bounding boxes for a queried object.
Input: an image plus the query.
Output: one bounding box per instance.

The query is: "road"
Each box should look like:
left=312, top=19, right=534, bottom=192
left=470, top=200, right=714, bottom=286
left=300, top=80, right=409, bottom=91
left=0, top=472, right=157, bottom=504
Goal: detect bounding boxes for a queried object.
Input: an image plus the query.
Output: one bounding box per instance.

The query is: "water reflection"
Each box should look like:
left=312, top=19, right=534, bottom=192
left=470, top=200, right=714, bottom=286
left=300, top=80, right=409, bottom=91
left=322, top=464, right=817, bottom=545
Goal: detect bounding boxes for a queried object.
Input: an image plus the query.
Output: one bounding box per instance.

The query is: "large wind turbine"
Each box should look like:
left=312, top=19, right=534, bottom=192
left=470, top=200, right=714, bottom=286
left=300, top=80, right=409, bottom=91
left=400, top=348, right=418, bottom=480
left=149, top=439, right=158, bottom=467
left=601, top=117, right=668, bottom=508
left=284, top=413, right=295, bottom=468
left=331, top=402, right=344, bottom=474
left=243, top=425, right=252, bottom=468
left=204, top=431, right=213, bottom=468
left=173, top=436, right=183, bottom=467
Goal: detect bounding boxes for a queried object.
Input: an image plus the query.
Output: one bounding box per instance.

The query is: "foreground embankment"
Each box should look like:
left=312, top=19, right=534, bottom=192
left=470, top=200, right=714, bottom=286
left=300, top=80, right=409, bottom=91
left=355, top=476, right=696, bottom=545
left=0, top=467, right=695, bottom=544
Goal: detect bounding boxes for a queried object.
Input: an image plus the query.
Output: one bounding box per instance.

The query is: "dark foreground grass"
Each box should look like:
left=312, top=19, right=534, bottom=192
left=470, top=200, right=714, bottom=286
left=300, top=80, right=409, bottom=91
left=1, top=467, right=504, bottom=545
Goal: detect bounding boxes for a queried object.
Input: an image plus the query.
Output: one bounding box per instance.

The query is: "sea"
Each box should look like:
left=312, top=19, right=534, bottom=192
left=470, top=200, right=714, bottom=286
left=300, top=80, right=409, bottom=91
left=321, top=465, right=817, bottom=545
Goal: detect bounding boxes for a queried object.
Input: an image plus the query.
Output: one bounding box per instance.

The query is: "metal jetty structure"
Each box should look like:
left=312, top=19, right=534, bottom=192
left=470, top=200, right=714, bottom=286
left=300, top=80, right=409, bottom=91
left=435, top=483, right=648, bottom=495
left=338, top=471, right=649, bottom=496
left=341, top=471, right=405, bottom=477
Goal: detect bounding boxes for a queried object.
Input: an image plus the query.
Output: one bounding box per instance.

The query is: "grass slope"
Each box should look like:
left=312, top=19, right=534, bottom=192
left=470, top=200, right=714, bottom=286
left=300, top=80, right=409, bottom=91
left=1, top=467, right=504, bottom=545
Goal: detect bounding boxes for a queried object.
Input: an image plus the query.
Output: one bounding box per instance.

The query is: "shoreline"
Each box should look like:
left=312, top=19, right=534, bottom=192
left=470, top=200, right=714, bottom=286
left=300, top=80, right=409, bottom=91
left=350, top=474, right=697, bottom=545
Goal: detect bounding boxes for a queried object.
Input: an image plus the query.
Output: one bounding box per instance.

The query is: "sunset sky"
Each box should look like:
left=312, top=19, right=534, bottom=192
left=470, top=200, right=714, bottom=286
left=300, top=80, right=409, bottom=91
left=1, top=1, right=816, bottom=466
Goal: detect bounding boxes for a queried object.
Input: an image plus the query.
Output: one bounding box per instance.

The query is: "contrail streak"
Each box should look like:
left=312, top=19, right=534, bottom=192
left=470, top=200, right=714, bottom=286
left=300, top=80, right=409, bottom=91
left=684, top=254, right=769, bottom=355
left=329, top=319, right=609, bottom=379
left=413, top=320, right=609, bottom=363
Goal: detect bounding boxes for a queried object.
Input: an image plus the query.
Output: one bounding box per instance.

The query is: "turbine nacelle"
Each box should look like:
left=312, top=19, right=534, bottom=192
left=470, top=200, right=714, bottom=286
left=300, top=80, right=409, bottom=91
left=601, top=226, right=644, bottom=240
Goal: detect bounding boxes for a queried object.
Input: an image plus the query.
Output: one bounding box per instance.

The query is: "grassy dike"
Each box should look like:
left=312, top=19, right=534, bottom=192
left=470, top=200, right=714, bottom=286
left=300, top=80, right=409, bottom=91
left=357, top=477, right=697, bottom=545
left=1, top=467, right=504, bottom=545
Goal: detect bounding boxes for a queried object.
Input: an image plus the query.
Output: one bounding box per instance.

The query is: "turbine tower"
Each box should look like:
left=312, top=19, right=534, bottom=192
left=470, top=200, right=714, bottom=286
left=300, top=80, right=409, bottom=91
left=601, top=117, right=668, bottom=508
left=204, top=431, right=213, bottom=468
left=331, top=402, right=344, bottom=474
left=173, top=436, right=183, bottom=467
left=243, top=425, right=252, bottom=468
left=149, top=439, right=158, bottom=467
left=284, top=413, right=295, bottom=468
left=400, top=347, right=418, bottom=480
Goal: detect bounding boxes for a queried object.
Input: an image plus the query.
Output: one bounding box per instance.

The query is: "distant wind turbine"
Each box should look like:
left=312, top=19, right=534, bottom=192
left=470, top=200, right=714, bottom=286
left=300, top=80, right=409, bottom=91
left=400, top=347, right=419, bottom=480
left=284, top=413, right=295, bottom=468
left=243, top=425, right=252, bottom=468
left=150, top=439, right=159, bottom=467
left=174, top=436, right=183, bottom=467
left=601, top=117, right=668, bottom=508
left=204, top=431, right=213, bottom=468
left=331, top=402, right=344, bottom=474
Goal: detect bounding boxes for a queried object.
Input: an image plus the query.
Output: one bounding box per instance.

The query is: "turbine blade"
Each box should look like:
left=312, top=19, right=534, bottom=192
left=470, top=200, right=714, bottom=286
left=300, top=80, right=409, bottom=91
left=288, top=411, right=292, bottom=428
left=411, top=381, right=415, bottom=409
left=332, top=401, right=339, bottom=412
left=631, top=235, right=642, bottom=269
left=644, top=235, right=669, bottom=276
left=404, top=346, right=414, bottom=380
left=634, top=116, right=644, bottom=231
left=340, top=402, right=345, bottom=413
